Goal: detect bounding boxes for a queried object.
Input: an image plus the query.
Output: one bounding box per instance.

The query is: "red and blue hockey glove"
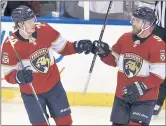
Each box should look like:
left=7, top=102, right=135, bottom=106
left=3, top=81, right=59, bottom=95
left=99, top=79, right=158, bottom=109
left=15, top=66, right=33, bottom=85
left=74, top=40, right=93, bottom=54
left=92, top=40, right=111, bottom=58
left=122, top=82, right=148, bottom=104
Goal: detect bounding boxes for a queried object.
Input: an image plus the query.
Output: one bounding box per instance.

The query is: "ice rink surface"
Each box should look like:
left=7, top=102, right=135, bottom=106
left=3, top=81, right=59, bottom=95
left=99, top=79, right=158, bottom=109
left=2, top=103, right=165, bottom=125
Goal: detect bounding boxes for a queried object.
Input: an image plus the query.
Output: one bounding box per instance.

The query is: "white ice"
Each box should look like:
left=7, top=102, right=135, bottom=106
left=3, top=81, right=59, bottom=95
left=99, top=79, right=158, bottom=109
left=2, top=103, right=165, bottom=125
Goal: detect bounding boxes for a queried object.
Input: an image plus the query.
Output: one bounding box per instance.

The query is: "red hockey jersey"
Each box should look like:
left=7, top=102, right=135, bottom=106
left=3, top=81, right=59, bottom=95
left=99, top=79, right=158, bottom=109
left=102, top=32, right=166, bottom=101
left=1, top=22, right=76, bottom=94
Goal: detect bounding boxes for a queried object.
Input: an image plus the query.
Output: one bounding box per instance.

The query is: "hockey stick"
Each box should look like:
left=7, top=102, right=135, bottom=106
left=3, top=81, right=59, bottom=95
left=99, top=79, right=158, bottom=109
left=82, top=1, right=112, bottom=95
left=8, top=35, right=50, bottom=125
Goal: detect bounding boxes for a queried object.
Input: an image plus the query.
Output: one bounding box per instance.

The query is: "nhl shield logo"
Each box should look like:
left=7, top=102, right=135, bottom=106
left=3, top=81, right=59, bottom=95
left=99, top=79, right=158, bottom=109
left=30, top=48, right=51, bottom=73
left=123, top=53, right=143, bottom=78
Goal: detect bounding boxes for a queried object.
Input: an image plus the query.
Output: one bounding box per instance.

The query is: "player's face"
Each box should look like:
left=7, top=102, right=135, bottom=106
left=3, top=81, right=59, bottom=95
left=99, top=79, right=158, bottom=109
left=130, top=16, right=143, bottom=34
left=23, top=17, right=36, bottom=33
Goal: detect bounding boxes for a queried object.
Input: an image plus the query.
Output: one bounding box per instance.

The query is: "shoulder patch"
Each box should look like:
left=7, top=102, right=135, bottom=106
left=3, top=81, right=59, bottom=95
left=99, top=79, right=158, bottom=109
left=2, top=52, right=9, bottom=64
left=160, top=50, right=165, bottom=61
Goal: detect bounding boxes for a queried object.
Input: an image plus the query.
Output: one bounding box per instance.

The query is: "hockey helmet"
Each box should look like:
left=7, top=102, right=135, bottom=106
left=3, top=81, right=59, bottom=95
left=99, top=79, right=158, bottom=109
left=11, top=5, right=35, bottom=23
left=132, top=6, right=156, bottom=24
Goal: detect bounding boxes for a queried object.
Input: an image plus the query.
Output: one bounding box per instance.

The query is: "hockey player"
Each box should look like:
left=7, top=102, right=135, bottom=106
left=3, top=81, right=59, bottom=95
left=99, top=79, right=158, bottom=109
left=138, top=1, right=166, bottom=116
left=1, top=5, right=93, bottom=126
left=92, top=7, right=165, bottom=125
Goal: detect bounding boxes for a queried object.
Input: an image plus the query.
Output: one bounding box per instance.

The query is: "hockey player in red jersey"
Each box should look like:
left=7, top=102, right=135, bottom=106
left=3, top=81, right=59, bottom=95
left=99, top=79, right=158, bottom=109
left=1, top=5, right=93, bottom=126
left=92, top=7, right=165, bottom=126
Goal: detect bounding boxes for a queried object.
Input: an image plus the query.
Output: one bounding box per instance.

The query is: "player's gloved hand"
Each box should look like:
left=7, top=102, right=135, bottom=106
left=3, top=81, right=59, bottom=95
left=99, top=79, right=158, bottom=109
left=74, top=40, right=93, bottom=54
left=92, top=40, right=111, bottom=58
left=122, top=82, right=148, bottom=104
left=15, top=66, right=33, bottom=85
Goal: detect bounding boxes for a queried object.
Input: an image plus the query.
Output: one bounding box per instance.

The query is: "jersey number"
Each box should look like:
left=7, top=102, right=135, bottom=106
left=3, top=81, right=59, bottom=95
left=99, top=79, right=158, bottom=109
left=153, top=35, right=162, bottom=42
left=36, top=22, right=46, bottom=29
left=6, top=36, right=18, bottom=45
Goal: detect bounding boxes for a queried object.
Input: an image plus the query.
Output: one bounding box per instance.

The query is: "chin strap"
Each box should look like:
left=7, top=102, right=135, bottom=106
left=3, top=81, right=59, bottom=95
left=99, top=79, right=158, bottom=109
left=18, top=26, right=28, bottom=35
left=137, top=20, right=154, bottom=36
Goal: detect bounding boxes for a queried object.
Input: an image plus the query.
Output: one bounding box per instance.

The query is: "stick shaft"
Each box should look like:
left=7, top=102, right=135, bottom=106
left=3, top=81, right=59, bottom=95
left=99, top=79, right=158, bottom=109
left=83, top=1, right=112, bottom=95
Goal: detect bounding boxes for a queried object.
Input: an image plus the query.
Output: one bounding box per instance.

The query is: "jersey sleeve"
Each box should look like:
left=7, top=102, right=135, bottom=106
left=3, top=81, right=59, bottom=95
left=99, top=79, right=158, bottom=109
left=1, top=37, right=19, bottom=84
left=101, top=33, right=123, bottom=67
left=143, top=41, right=166, bottom=89
left=44, top=23, right=76, bottom=55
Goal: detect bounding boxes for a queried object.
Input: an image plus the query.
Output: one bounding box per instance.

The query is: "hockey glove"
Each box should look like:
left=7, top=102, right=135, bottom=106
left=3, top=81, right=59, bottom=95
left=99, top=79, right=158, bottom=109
left=122, top=82, right=147, bottom=104
left=92, top=40, right=111, bottom=58
left=15, top=66, right=33, bottom=85
left=74, top=40, right=93, bottom=54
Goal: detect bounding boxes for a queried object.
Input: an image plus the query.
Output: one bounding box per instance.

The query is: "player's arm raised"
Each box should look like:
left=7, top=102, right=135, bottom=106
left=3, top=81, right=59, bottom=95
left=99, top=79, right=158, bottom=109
left=43, top=23, right=93, bottom=55
left=92, top=34, right=123, bottom=67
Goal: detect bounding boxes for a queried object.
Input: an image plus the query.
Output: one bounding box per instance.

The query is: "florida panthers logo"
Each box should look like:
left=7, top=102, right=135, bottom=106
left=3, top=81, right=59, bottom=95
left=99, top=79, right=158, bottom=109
left=123, top=53, right=143, bottom=78
left=30, top=48, right=51, bottom=73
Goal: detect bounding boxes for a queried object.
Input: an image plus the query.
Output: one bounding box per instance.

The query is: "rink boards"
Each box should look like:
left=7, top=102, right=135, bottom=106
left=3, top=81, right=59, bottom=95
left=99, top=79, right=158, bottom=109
left=1, top=17, right=165, bottom=108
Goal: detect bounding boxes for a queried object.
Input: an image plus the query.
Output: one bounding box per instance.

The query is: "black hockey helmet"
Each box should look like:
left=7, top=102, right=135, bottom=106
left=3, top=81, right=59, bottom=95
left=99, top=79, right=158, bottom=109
left=132, top=6, right=156, bottom=24
left=11, top=5, right=35, bottom=23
